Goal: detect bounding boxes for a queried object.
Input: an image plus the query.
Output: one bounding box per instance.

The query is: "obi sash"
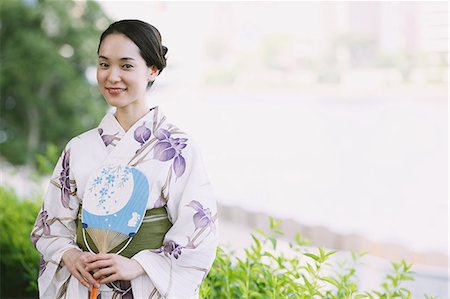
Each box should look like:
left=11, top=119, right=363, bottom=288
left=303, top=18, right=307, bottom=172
left=76, top=206, right=172, bottom=258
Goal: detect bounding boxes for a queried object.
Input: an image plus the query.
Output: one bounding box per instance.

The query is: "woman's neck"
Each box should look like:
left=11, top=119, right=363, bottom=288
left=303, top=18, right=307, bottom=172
left=114, top=103, right=150, bottom=132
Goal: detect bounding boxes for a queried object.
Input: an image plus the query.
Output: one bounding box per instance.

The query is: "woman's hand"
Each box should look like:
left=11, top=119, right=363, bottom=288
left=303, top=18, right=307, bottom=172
left=84, top=253, right=144, bottom=284
left=61, top=248, right=99, bottom=289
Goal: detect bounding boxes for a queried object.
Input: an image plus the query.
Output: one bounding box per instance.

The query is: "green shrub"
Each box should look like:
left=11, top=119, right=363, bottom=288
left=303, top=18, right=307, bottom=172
left=0, top=187, right=431, bottom=298
left=0, top=186, right=41, bottom=298
left=200, top=218, right=431, bottom=299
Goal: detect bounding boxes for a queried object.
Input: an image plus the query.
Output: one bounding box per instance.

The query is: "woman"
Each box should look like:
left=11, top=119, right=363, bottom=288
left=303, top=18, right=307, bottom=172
left=31, top=20, right=218, bottom=299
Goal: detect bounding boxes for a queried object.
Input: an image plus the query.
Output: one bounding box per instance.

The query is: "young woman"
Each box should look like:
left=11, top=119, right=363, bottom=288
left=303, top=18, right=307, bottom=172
left=31, top=20, right=218, bottom=299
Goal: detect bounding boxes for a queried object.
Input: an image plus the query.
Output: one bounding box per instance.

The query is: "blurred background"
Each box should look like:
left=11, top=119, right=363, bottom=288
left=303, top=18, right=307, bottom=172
left=0, top=0, right=448, bottom=297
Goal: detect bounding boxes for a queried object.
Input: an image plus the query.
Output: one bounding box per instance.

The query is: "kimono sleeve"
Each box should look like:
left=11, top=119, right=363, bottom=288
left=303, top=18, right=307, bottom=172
left=132, top=140, right=219, bottom=299
left=30, top=140, right=81, bottom=298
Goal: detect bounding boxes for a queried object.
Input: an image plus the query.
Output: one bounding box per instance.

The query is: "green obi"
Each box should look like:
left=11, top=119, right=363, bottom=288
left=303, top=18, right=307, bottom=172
left=76, top=207, right=173, bottom=259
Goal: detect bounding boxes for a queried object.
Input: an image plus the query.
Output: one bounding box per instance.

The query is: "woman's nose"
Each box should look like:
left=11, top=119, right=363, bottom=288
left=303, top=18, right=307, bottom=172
left=107, top=67, right=121, bottom=83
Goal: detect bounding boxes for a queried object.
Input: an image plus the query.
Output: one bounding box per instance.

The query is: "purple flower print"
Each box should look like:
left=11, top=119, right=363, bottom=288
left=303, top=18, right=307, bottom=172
left=153, top=129, right=187, bottom=177
left=134, top=121, right=152, bottom=145
left=185, top=201, right=216, bottom=250
left=187, top=201, right=215, bottom=233
left=153, top=141, right=175, bottom=161
left=173, top=156, right=186, bottom=178
left=163, top=240, right=183, bottom=259
left=154, top=128, right=171, bottom=140
left=98, top=128, right=118, bottom=147
left=151, top=240, right=183, bottom=259
left=59, top=149, right=72, bottom=209
left=39, top=255, right=46, bottom=277
left=31, top=210, right=50, bottom=246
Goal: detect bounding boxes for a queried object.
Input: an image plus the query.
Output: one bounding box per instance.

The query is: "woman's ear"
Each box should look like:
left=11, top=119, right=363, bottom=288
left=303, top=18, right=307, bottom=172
left=148, top=66, right=160, bottom=82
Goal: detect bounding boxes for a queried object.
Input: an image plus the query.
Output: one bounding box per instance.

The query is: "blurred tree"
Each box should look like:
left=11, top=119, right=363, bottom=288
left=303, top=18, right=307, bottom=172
left=0, top=0, right=110, bottom=167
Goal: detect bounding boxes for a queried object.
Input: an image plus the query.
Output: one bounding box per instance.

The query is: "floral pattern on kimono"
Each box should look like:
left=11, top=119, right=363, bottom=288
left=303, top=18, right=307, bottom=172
left=30, top=142, right=81, bottom=298
left=31, top=106, right=219, bottom=299
left=133, top=137, right=218, bottom=298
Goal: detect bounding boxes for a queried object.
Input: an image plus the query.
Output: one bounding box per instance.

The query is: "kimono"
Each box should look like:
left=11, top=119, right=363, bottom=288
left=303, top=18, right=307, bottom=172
left=30, top=106, right=219, bottom=299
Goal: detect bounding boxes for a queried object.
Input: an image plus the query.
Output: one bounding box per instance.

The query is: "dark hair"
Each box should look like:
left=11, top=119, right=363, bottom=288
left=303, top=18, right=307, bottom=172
left=98, top=19, right=168, bottom=87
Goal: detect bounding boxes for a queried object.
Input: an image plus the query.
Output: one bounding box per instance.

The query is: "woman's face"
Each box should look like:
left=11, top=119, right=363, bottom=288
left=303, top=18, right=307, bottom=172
left=96, top=33, right=158, bottom=110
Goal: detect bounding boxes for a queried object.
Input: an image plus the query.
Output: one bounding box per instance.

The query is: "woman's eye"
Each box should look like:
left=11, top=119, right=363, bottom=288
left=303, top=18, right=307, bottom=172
left=99, top=62, right=108, bottom=68
left=122, top=64, right=133, bottom=69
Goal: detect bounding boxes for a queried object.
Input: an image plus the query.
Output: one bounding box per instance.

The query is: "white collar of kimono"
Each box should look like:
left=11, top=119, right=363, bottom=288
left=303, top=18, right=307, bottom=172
left=99, top=106, right=160, bottom=136
left=97, top=106, right=163, bottom=165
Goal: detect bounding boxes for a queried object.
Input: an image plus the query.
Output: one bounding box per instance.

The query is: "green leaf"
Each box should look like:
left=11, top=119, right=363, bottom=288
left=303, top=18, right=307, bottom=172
left=304, top=252, right=320, bottom=262
left=319, top=276, right=339, bottom=288
left=269, top=217, right=282, bottom=229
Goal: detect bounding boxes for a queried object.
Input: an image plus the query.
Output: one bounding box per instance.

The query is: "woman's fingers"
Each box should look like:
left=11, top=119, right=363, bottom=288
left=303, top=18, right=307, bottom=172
left=71, top=270, right=90, bottom=288
left=62, top=250, right=99, bottom=288
left=85, top=258, right=113, bottom=272
left=81, top=253, right=144, bottom=283
left=98, top=273, right=120, bottom=285
left=84, top=253, right=111, bottom=263
left=75, top=256, right=99, bottom=287
left=72, top=266, right=97, bottom=289
left=77, top=264, right=100, bottom=287
left=92, top=266, right=116, bottom=279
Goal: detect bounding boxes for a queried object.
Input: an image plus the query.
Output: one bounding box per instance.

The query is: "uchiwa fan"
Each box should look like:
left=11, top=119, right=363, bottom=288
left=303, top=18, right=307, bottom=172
left=82, top=164, right=150, bottom=299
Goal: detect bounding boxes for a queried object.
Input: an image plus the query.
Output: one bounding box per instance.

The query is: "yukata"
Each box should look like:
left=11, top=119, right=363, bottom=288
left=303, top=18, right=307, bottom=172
left=30, top=106, right=219, bottom=299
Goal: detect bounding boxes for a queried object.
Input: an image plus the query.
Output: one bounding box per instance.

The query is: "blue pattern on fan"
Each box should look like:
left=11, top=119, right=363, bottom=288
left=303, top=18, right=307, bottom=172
left=82, top=166, right=150, bottom=237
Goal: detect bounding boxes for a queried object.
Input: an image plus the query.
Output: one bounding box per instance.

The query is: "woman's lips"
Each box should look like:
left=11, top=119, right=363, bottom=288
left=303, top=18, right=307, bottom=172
left=107, top=88, right=126, bottom=95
